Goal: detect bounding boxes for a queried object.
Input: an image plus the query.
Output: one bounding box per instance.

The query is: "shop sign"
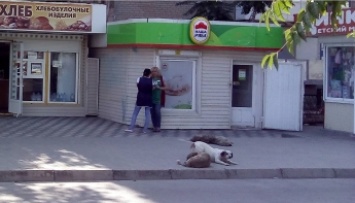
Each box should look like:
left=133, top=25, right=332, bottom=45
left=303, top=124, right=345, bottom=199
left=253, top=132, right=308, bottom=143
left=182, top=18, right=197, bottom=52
left=0, top=1, right=92, bottom=33
left=189, top=17, right=210, bottom=45
left=308, top=8, right=355, bottom=36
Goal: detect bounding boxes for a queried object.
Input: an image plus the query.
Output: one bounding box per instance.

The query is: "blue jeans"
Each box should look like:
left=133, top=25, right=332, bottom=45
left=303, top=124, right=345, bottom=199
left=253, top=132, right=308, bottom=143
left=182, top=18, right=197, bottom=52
left=151, top=103, right=161, bottom=128
left=128, top=106, right=151, bottom=132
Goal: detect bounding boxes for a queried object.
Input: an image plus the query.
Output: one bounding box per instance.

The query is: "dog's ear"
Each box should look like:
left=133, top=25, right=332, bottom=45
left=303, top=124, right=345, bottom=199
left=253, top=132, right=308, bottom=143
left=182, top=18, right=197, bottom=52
left=220, top=151, right=228, bottom=157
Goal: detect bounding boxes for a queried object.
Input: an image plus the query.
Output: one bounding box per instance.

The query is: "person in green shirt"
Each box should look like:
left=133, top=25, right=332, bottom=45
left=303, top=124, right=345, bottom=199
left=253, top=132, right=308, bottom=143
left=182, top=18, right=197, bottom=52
left=150, top=66, right=168, bottom=132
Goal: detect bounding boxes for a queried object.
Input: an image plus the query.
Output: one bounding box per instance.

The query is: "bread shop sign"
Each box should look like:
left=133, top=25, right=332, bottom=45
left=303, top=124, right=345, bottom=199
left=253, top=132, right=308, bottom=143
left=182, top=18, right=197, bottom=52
left=0, top=1, right=92, bottom=33
left=309, top=8, right=355, bottom=36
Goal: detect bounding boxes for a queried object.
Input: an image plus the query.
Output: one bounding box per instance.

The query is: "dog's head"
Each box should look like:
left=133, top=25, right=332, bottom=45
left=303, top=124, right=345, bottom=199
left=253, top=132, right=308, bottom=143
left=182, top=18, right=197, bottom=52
left=220, top=150, right=233, bottom=159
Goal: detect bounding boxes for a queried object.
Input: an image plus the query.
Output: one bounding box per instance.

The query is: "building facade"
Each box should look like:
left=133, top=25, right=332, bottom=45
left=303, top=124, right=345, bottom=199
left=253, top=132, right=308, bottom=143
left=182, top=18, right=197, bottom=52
left=295, top=7, right=355, bottom=134
left=92, top=18, right=305, bottom=130
left=0, top=0, right=106, bottom=116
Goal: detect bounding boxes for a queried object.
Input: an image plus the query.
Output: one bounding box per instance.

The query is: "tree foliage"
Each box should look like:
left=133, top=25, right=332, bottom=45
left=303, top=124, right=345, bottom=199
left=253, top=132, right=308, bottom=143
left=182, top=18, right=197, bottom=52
left=261, top=0, right=347, bottom=69
left=176, top=0, right=237, bottom=21
left=236, top=1, right=273, bottom=20
left=177, top=1, right=272, bottom=21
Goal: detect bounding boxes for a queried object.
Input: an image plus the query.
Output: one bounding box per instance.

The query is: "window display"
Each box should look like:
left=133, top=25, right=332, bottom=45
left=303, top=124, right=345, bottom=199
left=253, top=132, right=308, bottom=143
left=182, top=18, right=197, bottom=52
left=326, top=46, right=355, bottom=100
left=23, top=79, right=43, bottom=101
left=160, top=60, right=195, bottom=110
left=49, top=52, right=77, bottom=103
left=31, top=63, right=42, bottom=75
left=21, top=50, right=45, bottom=102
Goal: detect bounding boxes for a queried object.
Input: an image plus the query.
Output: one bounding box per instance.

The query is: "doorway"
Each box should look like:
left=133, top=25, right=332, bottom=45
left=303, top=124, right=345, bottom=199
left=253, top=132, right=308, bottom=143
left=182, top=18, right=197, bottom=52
left=231, top=64, right=255, bottom=127
left=0, top=43, right=10, bottom=113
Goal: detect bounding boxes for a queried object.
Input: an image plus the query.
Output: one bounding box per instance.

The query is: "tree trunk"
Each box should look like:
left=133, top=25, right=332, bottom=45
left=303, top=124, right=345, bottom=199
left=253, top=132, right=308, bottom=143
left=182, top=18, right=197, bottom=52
left=249, top=9, right=257, bottom=21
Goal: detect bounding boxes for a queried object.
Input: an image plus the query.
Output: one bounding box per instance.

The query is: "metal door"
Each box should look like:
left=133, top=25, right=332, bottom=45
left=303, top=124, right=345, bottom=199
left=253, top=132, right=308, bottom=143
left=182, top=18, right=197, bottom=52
left=263, top=62, right=304, bottom=131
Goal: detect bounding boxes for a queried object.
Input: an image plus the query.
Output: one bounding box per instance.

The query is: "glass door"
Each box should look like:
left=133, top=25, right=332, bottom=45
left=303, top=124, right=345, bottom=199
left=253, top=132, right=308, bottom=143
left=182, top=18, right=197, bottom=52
left=232, top=64, right=254, bottom=127
left=8, top=42, right=24, bottom=117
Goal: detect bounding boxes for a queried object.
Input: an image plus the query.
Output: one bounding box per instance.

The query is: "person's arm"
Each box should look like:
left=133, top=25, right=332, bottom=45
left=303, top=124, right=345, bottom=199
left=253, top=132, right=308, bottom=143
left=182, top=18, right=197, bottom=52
left=136, top=77, right=140, bottom=88
left=158, top=76, right=169, bottom=90
left=158, top=85, right=169, bottom=90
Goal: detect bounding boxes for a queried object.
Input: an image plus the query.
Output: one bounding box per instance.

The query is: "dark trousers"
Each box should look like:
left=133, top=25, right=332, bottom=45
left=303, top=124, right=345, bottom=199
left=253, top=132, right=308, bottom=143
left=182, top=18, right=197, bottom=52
left=151, top=103, right=161, bottom=128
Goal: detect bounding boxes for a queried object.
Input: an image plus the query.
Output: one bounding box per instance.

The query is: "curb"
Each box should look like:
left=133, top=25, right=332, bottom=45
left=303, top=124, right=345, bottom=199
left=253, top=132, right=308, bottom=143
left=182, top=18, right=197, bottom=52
left=0, top=168, right=354, bottom=182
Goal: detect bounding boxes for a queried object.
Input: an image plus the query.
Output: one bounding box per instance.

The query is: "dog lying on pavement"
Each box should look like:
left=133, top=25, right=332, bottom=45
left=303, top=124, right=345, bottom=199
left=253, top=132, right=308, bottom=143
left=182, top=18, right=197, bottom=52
left=192, top=141, right=238, bottom=166
left=177, top=152, right=211, bottom=168
left=190, top=134, right=233, bottom=146
left=178, top=139, right=238, bottom=166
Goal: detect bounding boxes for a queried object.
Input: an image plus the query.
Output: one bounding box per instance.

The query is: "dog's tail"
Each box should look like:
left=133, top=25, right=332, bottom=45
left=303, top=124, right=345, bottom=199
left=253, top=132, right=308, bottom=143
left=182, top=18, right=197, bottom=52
left=177, top=138, right=196, bottom=150
left=177, top=138, right=192, bottom=143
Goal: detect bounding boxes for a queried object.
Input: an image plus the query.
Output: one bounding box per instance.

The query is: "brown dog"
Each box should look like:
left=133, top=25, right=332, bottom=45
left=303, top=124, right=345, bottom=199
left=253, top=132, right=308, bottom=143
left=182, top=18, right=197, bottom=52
left=177, top=152, right=211, bottom=168
left=190, top=134, right=233, bottom=146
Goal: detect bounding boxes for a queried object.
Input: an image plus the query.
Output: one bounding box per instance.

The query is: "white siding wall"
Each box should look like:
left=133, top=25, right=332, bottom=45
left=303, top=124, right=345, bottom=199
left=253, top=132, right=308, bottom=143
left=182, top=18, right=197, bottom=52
left=86, top=58, right=100, bottom=115
left=159, top=50, right=265, bottom=129
left=95, top=48, right=155, bottom=126
left=198, top=50, right=265, bottom=129
left=96, top=48, right=265, bottom=129
left=95, top=48, right=128, bottom=122
left=199, top=51, right=233, bottom=129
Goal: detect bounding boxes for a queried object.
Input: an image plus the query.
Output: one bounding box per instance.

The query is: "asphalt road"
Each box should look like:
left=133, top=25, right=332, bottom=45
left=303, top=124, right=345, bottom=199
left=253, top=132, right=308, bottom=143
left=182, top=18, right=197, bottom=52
left=0, top=179, right=354, bottom=203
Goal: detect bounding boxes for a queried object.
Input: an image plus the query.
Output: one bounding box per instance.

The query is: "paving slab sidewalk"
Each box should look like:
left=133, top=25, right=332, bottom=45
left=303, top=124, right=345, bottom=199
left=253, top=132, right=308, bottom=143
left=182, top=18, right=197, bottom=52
left=0, top=125, right=354, bottom=182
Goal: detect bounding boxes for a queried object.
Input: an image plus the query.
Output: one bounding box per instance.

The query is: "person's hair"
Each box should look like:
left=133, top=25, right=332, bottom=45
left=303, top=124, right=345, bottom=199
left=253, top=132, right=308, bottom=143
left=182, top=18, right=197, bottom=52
left=143, top=68, right=151, bottom=77
left=151, top=66, right=161, bottom=77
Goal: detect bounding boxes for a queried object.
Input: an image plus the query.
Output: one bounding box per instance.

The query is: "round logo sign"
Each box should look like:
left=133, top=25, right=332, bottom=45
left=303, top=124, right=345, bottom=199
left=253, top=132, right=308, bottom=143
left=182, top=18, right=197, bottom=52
left=189, top=17, right=210, bottom=45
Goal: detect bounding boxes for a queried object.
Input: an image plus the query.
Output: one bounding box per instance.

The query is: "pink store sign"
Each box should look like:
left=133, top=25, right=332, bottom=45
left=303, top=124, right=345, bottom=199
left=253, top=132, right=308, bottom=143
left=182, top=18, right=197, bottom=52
left=307, top=8, right=355, bottom=36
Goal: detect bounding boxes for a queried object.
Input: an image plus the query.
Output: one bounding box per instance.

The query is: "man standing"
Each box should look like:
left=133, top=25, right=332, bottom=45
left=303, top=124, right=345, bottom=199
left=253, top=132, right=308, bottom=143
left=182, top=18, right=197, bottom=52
left=125, top=68, right=153, bottom=133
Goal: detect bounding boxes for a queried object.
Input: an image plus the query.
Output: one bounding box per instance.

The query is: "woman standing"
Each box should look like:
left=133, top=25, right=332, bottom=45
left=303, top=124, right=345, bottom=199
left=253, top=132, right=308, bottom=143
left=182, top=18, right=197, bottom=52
left=150, top=67, right=168, bottom=132
left=125, top=68, right=153, bottom=133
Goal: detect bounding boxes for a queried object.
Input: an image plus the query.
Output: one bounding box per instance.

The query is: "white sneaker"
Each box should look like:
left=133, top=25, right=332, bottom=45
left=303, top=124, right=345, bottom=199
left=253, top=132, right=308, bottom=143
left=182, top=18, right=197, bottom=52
left=125, top=129, right=133, bottom=133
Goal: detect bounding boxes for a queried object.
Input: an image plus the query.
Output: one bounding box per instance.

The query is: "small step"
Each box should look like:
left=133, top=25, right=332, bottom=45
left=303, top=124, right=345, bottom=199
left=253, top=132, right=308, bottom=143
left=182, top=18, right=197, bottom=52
left=0, top=112, right=12, bottom=117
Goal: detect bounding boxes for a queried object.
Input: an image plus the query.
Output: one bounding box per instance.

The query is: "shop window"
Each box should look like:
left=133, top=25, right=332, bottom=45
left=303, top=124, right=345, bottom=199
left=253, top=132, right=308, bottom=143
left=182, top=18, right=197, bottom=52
left=23, top=79, right=44, bottom=101
left=22, top=51, right=45, bottom=102
left=160, top=60, right=196, bottom=110
left=326, top=46, right=355, bottom=101
left=49, top=52, right=77, bottom=103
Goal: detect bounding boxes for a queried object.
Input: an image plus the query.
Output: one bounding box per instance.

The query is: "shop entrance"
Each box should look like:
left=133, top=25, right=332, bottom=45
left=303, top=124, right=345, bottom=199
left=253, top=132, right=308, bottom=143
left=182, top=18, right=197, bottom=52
left=0, top=43, right=10, bottom=113
left=0, top=41, right=24, bottom=116
left=231, top=64, right=255, bottom=127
